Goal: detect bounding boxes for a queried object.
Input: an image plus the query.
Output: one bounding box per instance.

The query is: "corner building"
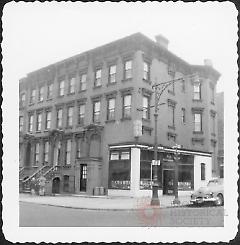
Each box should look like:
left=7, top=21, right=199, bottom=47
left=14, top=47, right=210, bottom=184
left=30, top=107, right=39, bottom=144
left=19, top=33, right=220, bottom=197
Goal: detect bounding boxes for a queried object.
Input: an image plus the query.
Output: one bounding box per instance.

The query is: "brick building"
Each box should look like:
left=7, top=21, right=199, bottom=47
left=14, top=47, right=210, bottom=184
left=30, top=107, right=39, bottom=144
left=19, top=33, right=220, bottom=197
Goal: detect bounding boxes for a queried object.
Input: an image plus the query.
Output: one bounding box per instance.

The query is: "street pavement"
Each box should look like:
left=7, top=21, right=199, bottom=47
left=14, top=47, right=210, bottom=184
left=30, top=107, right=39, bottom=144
left=19, top=193, right=191, bottom=210
left=20, top=202, right=224, bottom=227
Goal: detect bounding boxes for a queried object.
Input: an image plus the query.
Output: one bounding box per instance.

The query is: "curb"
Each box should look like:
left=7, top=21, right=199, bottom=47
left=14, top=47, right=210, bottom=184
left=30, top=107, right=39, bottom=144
left=19, top=200, right=189, bottom=211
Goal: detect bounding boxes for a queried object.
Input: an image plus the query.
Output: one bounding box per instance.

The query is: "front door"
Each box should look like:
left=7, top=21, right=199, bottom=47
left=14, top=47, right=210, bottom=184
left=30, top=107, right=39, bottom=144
left=80, top=164, right=87, bottom=192
left=163, top=170, right=174, bottom=195
left=52, top=177, right=60, bottom=194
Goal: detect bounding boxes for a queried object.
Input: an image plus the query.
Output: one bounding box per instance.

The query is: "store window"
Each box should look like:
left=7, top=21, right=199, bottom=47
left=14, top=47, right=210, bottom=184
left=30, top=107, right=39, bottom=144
left=178, top=164, right=194, bottom=190
left=109, top=149, right=131, bottom=190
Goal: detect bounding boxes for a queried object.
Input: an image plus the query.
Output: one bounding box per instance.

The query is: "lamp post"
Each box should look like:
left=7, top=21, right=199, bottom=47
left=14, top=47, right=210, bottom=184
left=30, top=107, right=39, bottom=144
left=172, top=144, right=181, bottom=205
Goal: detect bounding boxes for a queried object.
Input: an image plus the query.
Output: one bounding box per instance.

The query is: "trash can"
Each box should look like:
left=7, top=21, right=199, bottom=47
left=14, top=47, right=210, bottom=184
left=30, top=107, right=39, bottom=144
left=94, top=187, right=100, bottom=196
left=99, top=187, right=105, bottom=196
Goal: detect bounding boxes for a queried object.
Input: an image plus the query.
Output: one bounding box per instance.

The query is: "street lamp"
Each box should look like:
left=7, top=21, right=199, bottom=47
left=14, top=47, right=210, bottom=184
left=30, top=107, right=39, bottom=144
left=172, top=144, right=181, bottom=205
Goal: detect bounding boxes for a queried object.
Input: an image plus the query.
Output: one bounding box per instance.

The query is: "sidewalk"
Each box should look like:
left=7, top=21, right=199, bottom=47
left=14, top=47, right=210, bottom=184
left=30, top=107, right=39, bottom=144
left=19, top=193, right=191, bottom=210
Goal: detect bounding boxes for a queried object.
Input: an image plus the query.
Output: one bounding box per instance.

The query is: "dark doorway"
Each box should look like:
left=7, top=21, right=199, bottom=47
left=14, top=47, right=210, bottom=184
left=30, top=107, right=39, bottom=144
left=80, top=164, right=87, bottom=192
left=63, top=175, right=69, bottom=192
left=163, top=170, right=174, bottom=195
left=52, top=177, right=60, bottom=194
left=25, top=143, right=31, bottom=167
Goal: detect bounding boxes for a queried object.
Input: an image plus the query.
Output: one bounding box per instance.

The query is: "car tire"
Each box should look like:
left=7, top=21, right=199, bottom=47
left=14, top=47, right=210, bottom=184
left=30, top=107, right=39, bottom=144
left=215, top=194, right=224, bottom=206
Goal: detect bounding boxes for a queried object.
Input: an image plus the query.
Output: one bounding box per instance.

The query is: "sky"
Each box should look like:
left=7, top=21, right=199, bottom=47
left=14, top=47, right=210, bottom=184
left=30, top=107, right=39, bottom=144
left=2, top=2, right=238, bottom=92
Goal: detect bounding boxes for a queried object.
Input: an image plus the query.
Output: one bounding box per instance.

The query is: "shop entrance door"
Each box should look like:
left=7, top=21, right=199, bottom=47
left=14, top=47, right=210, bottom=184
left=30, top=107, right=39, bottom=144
left=80, top=164, right=87, bottom=192
left=163, top=169, right=174, bottom=195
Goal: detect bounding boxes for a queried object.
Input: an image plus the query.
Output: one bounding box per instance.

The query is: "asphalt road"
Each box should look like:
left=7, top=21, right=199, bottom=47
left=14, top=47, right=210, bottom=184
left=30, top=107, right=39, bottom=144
left=19, top=202, right=224, bottom=227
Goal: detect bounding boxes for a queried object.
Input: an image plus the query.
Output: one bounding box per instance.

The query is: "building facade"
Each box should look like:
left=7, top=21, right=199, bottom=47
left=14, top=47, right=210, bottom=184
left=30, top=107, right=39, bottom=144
left=19, top=33, right=220, bottom=196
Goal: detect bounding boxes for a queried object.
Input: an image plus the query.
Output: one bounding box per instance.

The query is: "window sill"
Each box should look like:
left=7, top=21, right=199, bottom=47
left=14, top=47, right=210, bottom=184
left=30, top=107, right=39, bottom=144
left=107, top=82, right=117, bottom=87
left=65, top=126, right=73, bottom=130
left=168, top=90, right=175, bottom=95
left=67, top=92, right=75, bottom=96
left=29, top=103, right=34, bottom=106
left=142, top=79, right=151, bottom=85
left=192, top=99, right=202, bottom=102
left=122, top=78, right=132, bottom=83
left=121, top=117, right=132, bottom=121
left=79, top=89, right=87, bottom=93
left=93, top=85, right=102, bottom=89
left=193, top=131, right=204, bottom=135
left=63, top=165, right=71, bottom=168
left=44, top=129, right=50, bottom=133
left=77, top=123, right=85, bottom=127
left=105, top=119, right=116, bottom=124
left=58, top=95, right=64, bottom=98
left=46, top=98, right=53, bottom=101
left=168, top=125, right=176, bottom=130
left=38, top=100, right=44, bottom=104
left=142, top=118, right=151, bottom=123
left=36, top=131, right=41, bottom=134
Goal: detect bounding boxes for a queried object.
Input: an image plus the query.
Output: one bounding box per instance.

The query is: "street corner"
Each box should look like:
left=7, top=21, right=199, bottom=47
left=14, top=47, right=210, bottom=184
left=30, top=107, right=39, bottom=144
left=135, top=197, right=161, bottom=226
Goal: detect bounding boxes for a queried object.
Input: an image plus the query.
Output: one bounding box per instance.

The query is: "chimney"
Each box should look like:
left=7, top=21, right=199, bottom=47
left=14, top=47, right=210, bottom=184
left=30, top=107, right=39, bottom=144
left=155, top=34, right=169, bottom=49
left=204, top=59, right=213, bottom=67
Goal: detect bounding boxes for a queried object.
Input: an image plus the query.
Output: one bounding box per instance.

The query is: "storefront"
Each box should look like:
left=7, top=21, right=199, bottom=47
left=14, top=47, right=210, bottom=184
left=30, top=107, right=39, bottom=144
left=108, top=144, right=212, bottom=197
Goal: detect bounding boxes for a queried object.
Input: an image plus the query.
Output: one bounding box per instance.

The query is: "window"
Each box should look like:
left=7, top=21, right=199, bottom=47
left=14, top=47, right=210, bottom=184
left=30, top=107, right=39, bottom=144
left=28, top=114, right=34, bottom=132
left=79, top=74, right=87, bottom=91
left=124, top=60, right=132, bottom=79
left=19, top=116, right=24, bottom=132
left=45, top=111, right=51, bottom=130
left=211, top=114, right=216, bottom=135
left=78, top=104, right=85, bottom=125
left=69, top=76, right=75, bottom=94
left=63, top=175, right=69, bottom=192
left=168, top=105, right=175, bottom=128
left=94, top=69, right=102, bottom=87
left=30, top=89, right=36, bottom=104
left=181, top=108, right=186, bottom=123
left=211, top=86, right=215, bottom=104
left=123, top=94, right=131, bottom=118
left=47, top=83, right=53, bottom=99
left=57, top=108, right=63, bottom=128
left=44, top=141, right=49, bottom=164
left=121, top=151, right=130, bottom=160
left=34, top=143, right=40, bottom=165
left=181, top=80, right=185, bottom=92
left=65, top=139, right=71, bottom=165
left=38, top=86, right=44, bottom=102
left=93, top=101, right=101, bottom=123
left=143, top=61, right=150, bottom=80
left=201, top=163, right=206, bottom=180
left=36, top=113, right=42, bottom=131
left=59, top=80, right=65, bottom=96
left=193, top=83, right=201, bottom=100
left=109, top=65, right=117, bottom=84
left=194, top=113, right=202, bottom=132
left=20, top=93, right=26, bottom=106
left=76, top=138, right=82, bottom=158
left=107, top=98, right=116, bottom=121
left=142, top=96, right=150, bottom=119
left=168, top=81, right=175, bottom=94
left=67, top=106, right=73, bottom=127
left=110, top=152, right=120, bottom=160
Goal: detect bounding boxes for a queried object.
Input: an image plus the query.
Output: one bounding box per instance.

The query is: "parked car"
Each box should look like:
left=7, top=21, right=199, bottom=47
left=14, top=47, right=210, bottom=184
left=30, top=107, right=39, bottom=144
left=190, top=178, right=224, bottom=206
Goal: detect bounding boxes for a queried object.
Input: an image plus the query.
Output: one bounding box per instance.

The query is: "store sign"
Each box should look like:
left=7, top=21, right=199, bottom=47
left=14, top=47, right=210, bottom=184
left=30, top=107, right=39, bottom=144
left=133, top=120, right=142, bottom=137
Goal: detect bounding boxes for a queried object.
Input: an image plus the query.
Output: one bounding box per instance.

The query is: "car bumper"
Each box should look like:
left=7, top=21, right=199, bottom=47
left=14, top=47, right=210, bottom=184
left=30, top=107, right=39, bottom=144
left=190, top=197, right=217, bottom=204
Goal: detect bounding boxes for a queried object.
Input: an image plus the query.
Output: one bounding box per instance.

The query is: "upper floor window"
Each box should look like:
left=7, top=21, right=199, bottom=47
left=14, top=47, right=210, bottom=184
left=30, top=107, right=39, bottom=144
left=124, top=60, right=132, bottom=79
left=93, top=101, right=101, bottom=123
left=109, top=65, right=117, bottom=84
left=142, top=96, right=150, bottom=120
left=168, top=104, right=175, bottom=128
left=211, top=86, right=215, bottom=104
left=168, top=81, right=175, bottom=94
left=34, top=143, right=40, bottom=165
left=30, top=89, right=36, bottom=104
left=181, top=80, right=185, bottom=92
left=76, top=137, right=82, bottom=158
left=181, top=108, right=186, bottom=123
left=143, top=61, right=150, bottom=80
left=65, top=139, right=72, bottom=165
left=193, top=83, right=201, bottom=100
left=79, top=74, right=87, bottom=91
left=28, top=114, right=34, bottom=132
left=69, top=76, right=75, bottom=94
left=67, top=106, right=73, bottom=127
left=56, top=108, right=63, bottom=128
left=201, top=163, right=206, bottom=180
left=59, top=80, right=65, bottom=96
left=211, top=114, right=216, bottom=135
left=194, top=113, right=202, bottom=132
left=19, top=116, right=24, bottom=132
left=45, top=110, right=51, bottom=130
left=44, top=141, right=49, bottom=164
left=36, top=112, right=42, bottom=132
left=78, top=104, right=85, bottom=125
left=107, top=97, right=116, bottom=121
left=20, top=93, right=26, bottom=106
left=47, top=83, right=53, bottom=99
left=38, top=86, right=44, bottom=102
left=123, top=94, right=131, bottom=119
left=94, top=69, right=102, bottom=87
